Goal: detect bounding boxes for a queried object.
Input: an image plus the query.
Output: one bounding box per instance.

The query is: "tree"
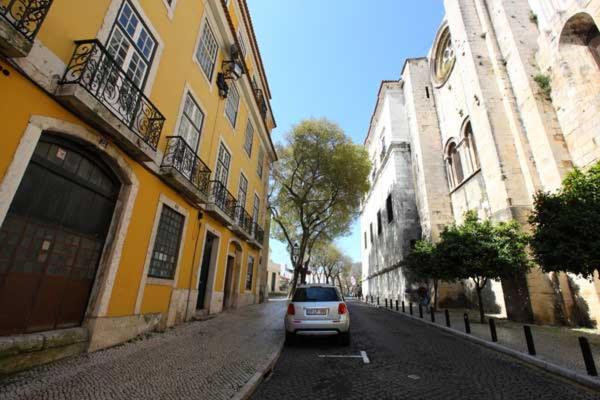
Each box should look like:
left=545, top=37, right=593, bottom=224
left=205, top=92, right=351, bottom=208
left=269, top=119, right=371, bottom=291
left=436, top=211, right=531, bottom=323
left=529, top=162, right=600, bottom=279
left=404, top=240, right=446, bottom=311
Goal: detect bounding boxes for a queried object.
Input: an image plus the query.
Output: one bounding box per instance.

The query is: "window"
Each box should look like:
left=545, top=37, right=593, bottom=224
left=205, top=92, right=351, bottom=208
left=245, top=256, right=255, bottom=290
left=238, top=173, right=248, bottom=209
left=364, top=232, right=367, bottom=249
left=196, top=20, right=218, bottom=81
left=377, top=211, right=382, bottom=236
left=148, top=205, right=184, bottom=279
left=215, top=143, right=231, bottom=185
left=445, top=141, right=464, bottom=189
left=237, top=30, right=247, bottom=57
left=292, top=287, right=340, bottom=302
left=244, top=120, right=254, bottom=156
left=462, top=121, right=479, bottom=174
left=107, top=1, right=156, bottom=88
left=257, top=147, right=265, bottom=178
left=252, top=194, right=260, bottom=224
left=225, top=83, right=240, bottom=127
left=386, top=194, right=394, bottom=223
left=369, top=223, right=373, bottom=244
left=178, top=93, right=204, bottom=150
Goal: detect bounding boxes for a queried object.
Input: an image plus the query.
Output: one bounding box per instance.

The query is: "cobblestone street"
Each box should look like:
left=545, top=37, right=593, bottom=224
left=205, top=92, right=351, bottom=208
left=0, top=300, right=286, bottom=400
left=252, top=301, right=600, bottom=400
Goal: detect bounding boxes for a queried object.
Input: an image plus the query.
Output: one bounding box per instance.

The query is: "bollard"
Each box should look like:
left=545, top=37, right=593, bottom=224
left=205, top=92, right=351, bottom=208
left=419, top=304, right=423, bottom=319
left=430, top=307, right=435, bottom=323
left=377, top=297, right=380, bottom=306
left=523, top=325, right=536, bottom=356
left=385, top=299, right=388, bottom=308
left=402, top=301, right=405, bottom=313
left=409, top=302, right=413, bottom=315
left=395, top=300, right=399, bottom=311
left=463, top=313, right=471, bottom=334
left=578, top=337, right=598, bottom=376
left=445, top=309, right=451, bottom=327
left=489, top=318, right=498, bottom=342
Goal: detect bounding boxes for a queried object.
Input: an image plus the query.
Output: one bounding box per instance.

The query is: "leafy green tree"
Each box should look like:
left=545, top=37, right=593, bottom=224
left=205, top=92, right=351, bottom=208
left=437, top=211, right=531, bottom=323
left=269, top=119, right=371, bottom=290
left=404, top=240, right=445, bottom=311
left=529, top=162, right=600, bottom=278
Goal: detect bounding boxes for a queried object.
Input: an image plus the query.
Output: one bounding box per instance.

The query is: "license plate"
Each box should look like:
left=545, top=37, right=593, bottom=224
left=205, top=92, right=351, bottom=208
left=306, top=308, right=327, bottom=316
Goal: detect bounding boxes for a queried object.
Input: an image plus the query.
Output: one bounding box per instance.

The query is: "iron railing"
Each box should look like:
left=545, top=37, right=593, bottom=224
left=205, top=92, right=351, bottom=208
left=161, top=136, right=211, bottom=196
left=60, top=39, right=165, bottom=150
left=253, top=222, right=265, bottom=244
left=235, top=206, right=254, bottom=236
left=254, top=88, right=268, bottom=120
left=210, top=180, right=237, bottom=221
left=0, top=0, right=53, bottom=42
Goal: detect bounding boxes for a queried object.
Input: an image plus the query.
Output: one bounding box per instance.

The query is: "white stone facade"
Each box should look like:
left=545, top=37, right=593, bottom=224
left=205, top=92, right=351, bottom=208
left=362, top=0, right=600, bottom=326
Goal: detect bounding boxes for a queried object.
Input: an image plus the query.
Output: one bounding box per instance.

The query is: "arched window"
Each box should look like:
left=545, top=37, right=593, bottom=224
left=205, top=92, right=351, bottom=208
left=445, top=140, right=464, bottom=189
left=462, top=120, right=480, bottom=173
left=560, top=13, right=600, bottom=70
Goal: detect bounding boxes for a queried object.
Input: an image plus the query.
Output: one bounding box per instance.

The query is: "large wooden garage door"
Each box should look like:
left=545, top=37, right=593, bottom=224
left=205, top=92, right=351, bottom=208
left=0, top=135, right=120, bottom=335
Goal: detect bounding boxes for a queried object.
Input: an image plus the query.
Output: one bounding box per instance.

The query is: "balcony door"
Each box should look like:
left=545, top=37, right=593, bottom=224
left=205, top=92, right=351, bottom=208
left=0, top=135, right=120, bottom=335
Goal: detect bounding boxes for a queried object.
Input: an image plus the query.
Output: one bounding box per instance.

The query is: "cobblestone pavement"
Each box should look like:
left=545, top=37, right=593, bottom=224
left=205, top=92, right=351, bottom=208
left=252, top=301, right=600, bottom=400
left=0, top=300, right=286, bottom=400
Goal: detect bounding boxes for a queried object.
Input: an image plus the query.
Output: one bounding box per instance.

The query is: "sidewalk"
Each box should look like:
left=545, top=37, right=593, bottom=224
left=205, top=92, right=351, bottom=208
left=379, top=301, right=600, bottom=378
left=0, top=300, right=286, bottom=400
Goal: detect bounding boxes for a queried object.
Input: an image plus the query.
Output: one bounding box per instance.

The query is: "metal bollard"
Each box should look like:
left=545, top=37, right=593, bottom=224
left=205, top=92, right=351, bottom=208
left=430, top=307, right=435, bottom=323
left=409, top=302, right=413, bottom=315
left=523, top=325, right=536, bottom=355
left=377, top=297, right=380, bottom=306
left=489, top=318, right=498, bottom=342
left=385, top=299, right=388, bottom=308
left=579, top=337, right=598, bottom=376
left=395, top=300, right=399, bottom=311
left=445, top=309, right=451, bottom=327
left=419, top=304, right=423, bottom=319
left=402, top=301, right=405, bottom=313
left=463, top=313, right=471, bottom=334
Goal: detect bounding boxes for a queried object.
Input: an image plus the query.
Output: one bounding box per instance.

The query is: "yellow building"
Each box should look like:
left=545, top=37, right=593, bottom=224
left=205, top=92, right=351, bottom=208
left=0, top=0, right=276, bottom=372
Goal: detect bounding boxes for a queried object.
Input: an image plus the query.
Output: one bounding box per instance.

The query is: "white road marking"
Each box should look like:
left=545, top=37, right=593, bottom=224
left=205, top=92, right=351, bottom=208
left=317, top=351, right=370, bottom=365
left=407, top=374, right=420, bottom=380
left=360, top=351, right=370, bottom=364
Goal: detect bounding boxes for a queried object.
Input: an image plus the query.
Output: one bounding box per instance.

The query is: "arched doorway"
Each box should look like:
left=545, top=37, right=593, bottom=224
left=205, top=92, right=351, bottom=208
left=0, top=134, right=120, bottom=335
left=222, top=240, right=242, bottom=310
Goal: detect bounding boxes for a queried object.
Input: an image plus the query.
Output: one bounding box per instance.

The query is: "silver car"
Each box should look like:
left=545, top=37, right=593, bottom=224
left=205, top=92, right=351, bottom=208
left=284, top=284, right=350, bottom=346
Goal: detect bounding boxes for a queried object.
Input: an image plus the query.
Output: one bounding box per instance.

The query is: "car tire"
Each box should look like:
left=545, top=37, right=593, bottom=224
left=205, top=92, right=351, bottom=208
left=285, top=331, right=296, bottom=346
left=339, top=331, right=351, bottom=346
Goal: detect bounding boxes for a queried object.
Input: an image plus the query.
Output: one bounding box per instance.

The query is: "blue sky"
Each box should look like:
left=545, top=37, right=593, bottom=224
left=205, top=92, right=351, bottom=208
left=248, top=0, right=445, bottom=267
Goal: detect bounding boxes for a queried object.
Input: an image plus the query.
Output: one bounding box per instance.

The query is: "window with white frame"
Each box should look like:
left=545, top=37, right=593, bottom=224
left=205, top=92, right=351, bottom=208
left=107, top=1, right=156, bottom=88
left=196, top=20, right=218, bottom=81
left=238, top=173, right=248, bottom=209
left=177, top=93, right=204, bottom=150
left=244, top=120, right=254, bottom=156
left=148, top=205, right=184, bottom=279
left=214, top=143, right=231, bottom=186
left=245, top=256, right=255, bottom=290
left=237, top=30, right=247, bottom=57
left=225, top=83, right=240, bottom=127
left=252, top=194, right=260, bottom=224
left=257, top=146, right=264, bottom=178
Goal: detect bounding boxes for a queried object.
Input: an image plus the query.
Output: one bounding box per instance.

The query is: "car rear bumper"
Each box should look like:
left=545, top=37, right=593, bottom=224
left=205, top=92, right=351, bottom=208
left=285, top=316, right=350, bottom=334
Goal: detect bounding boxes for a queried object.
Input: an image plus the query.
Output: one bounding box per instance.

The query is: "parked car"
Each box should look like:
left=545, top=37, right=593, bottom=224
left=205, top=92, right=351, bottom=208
left=284, top=284, right=350, bottom=346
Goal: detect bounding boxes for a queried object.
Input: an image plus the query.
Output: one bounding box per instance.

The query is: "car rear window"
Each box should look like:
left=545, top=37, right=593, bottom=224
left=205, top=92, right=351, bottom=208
left=292, top=287, right=340, bottom=302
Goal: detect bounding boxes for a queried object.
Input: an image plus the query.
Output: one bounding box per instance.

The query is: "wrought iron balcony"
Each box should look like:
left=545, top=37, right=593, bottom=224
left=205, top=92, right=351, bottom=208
left=0, top=0, right=53, bottom=57
left=56, top=40, right=165, bottom=162
left=207, top=180, right=237, bottom=224
left=254, top=88, right=268, bottom=121
left=252, top=222, right=265, bottom=247
left=233, top=206, right=254, bottom=239
left=160, top=136, right=211, bottom=205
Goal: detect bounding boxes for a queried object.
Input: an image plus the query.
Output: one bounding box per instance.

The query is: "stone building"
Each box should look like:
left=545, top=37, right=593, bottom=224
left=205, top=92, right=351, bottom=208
left=361, top=0, right=600, bottom=326
left=0, top=0, right=276, bottom=373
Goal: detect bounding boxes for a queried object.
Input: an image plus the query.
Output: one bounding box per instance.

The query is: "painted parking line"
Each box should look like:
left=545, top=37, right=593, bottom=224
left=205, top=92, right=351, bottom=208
left=317, top=351, right=370, bottom=364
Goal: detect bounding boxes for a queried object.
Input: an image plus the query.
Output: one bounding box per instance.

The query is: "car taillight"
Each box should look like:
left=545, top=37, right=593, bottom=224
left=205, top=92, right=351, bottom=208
left=287, top=304, right=295, bottom=315
left=338, top=303, right=347, bottom=315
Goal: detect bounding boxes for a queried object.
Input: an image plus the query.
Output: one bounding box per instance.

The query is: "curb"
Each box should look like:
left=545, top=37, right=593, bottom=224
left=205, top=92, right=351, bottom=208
left=362, top=301, right=600, bottom=392
left=231, top=339, right=284, bottom=400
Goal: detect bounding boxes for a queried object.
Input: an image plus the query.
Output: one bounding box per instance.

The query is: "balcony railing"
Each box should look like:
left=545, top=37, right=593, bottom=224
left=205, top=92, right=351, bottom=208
left=60, top=40, right=164, bottom=151
left=253, top=223, right=265, bottom=244
left=161, top=136, right=211, bottom=199
left=210, top=180, right=237, bottom=221
left=235, top=206, right=254, bottom=237
left=1, top=0, right=52, bottom=42
left=254, top=88, right=268, bottom=121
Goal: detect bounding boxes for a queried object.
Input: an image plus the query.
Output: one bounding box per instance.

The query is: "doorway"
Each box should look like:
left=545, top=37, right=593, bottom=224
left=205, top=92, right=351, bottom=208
left=222, top=255, right=235, bottom=310
left=196, top=232, right=216, bottom=310
left=0, top=135, right=120, bottom=335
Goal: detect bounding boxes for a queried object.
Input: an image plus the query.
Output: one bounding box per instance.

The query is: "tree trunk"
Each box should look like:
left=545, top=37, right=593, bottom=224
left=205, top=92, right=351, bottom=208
left=476, top=286, right=485, bottom=323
